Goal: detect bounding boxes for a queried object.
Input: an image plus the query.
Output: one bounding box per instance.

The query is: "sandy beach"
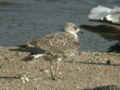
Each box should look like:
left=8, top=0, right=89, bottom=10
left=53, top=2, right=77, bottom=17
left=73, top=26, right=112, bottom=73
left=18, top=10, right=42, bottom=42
left=0, top=46, right=119, bottom=90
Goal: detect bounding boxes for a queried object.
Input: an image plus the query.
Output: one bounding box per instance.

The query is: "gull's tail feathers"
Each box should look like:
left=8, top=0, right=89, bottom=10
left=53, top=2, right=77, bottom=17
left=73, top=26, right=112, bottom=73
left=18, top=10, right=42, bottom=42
left=32, top=54, right=46, bottom=59
left=88, top=5, right=112, bottom=21
left=23, top=54, right=46, bottom=62
left=16, top=44, right=29, bottom=48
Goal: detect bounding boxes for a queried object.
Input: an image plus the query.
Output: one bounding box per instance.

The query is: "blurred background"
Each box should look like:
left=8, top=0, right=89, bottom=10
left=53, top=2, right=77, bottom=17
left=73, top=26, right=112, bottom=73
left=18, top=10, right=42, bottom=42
left=0, top=0, right=120, bottom=52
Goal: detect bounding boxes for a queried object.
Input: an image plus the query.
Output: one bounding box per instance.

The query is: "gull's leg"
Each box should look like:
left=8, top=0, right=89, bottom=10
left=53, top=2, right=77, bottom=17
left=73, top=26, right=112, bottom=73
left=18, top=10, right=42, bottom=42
left=55, top=57, right=62, bottom=73
left=49, top=61, right=56, bottom=80
left=54, top=57, right=64, bottom=79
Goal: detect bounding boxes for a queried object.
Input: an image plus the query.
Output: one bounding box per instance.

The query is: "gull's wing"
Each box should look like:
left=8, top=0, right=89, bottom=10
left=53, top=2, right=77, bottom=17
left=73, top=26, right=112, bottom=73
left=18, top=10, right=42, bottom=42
left=27, top=32, right=80, bottom=53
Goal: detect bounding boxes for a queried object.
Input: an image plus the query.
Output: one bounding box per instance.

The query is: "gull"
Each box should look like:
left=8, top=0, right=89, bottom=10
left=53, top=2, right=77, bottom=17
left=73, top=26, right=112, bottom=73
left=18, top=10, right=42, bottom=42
left=88, top=5, right=120, bottom=25
left=25, top=22, right=81, bottom=60
left=20, top=22, right=81, bottom=79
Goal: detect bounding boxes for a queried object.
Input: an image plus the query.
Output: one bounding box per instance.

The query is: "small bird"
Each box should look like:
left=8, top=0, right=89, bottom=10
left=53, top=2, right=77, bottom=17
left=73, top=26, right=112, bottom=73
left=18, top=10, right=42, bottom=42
left=24, top=22, right=81, bottom=60
left=88, top=5, right=120, bottom=25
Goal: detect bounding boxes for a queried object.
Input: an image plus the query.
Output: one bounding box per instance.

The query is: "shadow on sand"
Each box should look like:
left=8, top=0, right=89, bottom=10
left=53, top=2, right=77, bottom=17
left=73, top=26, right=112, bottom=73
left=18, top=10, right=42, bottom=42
left=83, top=85, right=120, bottom=90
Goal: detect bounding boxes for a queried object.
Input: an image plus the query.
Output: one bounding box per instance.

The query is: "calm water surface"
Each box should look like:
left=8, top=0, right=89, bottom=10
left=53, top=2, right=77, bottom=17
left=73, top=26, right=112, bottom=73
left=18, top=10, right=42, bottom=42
left=0, top=0, right=120, bottom=52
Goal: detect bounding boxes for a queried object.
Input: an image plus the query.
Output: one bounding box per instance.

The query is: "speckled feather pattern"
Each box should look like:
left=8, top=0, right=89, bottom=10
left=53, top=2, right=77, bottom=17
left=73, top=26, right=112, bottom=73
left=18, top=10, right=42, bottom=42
left=28, top=32, right=80, bottom=53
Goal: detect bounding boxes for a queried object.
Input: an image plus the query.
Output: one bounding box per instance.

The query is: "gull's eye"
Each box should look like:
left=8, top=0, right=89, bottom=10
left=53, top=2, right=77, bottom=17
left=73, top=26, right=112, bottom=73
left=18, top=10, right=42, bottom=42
left=73, top=26, right=77, bottom=30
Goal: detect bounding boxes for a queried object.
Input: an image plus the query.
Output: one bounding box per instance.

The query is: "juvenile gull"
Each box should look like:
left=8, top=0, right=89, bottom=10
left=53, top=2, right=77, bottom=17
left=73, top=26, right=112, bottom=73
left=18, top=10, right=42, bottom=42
left=88, top=5, right=120, bottom=25
left=26, top=22, right=80, bottom=59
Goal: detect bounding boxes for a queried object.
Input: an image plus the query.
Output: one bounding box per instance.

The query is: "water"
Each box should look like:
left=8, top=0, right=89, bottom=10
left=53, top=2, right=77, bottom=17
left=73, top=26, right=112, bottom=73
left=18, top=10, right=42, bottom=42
left=0, top=0, right=119, bottom=52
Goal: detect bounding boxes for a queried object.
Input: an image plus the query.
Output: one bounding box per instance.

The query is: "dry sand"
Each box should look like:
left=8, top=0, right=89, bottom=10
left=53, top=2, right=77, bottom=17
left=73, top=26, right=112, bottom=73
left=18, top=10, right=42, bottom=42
left=0, top=46, right=120, bottom=90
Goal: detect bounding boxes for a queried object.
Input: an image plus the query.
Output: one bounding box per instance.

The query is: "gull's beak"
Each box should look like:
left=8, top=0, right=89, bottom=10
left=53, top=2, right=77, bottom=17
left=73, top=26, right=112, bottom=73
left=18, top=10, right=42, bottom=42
left=77, top=28, right=84, bottom=34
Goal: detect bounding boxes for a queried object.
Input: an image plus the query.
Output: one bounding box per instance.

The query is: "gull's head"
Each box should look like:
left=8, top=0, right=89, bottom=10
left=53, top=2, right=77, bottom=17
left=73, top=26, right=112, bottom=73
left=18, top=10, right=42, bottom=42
left=64, top=22, right=80, bottom=34
left=64, top=22, right=80, bottom=39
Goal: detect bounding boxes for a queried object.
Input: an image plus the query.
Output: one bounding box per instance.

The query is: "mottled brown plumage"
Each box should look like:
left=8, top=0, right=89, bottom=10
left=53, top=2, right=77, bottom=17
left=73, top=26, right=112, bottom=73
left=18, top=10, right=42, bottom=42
left=24, top=23, right=80, bottom=77
left=28, top=32, right=80, bottom=54
left=27, top=22, right=80, bottom=57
